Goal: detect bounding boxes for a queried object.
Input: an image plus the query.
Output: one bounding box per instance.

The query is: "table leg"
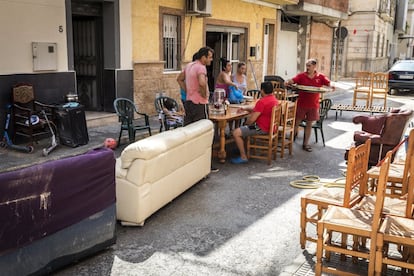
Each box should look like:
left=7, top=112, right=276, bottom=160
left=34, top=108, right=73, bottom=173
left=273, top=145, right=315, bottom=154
left=217, top=120, right=227, bottom=163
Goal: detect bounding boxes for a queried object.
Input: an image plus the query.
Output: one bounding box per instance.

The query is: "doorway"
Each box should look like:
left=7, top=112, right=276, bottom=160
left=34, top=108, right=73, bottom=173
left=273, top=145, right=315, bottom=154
left=206, top=26, right=246, bottom=92
left=71, top=1, right=104, bottom=111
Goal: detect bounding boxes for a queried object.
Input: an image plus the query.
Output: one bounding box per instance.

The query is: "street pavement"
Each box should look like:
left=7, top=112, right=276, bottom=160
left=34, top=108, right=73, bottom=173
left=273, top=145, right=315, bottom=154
left=3, top=81, right=414, bottom=275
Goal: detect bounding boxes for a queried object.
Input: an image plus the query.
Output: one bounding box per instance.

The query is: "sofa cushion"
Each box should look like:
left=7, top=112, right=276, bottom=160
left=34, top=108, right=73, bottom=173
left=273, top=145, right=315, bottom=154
left=120, top=119, right=214, bottom=169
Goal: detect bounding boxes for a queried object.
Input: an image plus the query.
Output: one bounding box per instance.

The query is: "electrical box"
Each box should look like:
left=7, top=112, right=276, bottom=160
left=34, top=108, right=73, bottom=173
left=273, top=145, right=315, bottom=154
left=32, top=42, right=57, bottom=71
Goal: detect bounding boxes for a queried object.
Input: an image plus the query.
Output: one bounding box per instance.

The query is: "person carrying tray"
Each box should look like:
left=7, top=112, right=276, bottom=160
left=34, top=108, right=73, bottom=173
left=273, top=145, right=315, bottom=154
left=285, top=58, right=334, bottom=152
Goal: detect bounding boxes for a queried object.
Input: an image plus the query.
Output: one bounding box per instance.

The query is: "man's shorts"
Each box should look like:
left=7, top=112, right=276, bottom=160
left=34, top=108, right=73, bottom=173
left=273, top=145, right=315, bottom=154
left=296, top=106, right=319, bottom=122
left=240, top=124, right=267, bottom=137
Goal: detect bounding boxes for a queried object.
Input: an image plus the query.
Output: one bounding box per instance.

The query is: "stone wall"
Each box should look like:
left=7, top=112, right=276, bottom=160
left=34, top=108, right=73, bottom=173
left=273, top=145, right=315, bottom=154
left=133, top=61, right=181, bottom=115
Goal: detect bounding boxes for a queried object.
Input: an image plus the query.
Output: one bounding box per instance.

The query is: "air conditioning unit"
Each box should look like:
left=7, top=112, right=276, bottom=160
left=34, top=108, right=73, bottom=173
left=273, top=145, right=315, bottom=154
left=186, top=0, right=212, bottom=16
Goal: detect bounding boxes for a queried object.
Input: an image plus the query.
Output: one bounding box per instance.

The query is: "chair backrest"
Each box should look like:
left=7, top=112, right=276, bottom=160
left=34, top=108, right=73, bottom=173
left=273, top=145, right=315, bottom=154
left=246, top=89, right=261, bottom=99
left=280, top=100, right=296, bottom=130
left=270, top=81, right=280, bottom=90
left=402, top=129, right=414, bottom=193
left=269, top=104, right=282, bottom=137
left=319, top=98, right=332, bottom=121
left=371, top=72, right=388, bottom=90
left=13, top=83, right=35, bottom=107
left=355, top=71, right=373, bottom=89
left=273, top=88, right=287, bottom=101
left=113, top=98, right=137, bottom=123
left=406, top=135, right=414, bottom=217
left=371, top=150, right=392, bottom=233
left=343, top=139, right=372, bottom=207
left=154, top=96, right=179, bottom=114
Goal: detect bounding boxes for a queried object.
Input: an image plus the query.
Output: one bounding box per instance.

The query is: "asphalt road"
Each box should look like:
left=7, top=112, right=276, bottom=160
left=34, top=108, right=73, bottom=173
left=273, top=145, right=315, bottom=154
left=20, top=83, right=414, bottom=275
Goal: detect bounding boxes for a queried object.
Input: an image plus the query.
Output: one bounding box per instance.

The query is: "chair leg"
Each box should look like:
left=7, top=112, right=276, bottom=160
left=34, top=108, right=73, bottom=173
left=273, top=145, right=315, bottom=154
left=300, top=198, right=307, bottom=249
left=314, top=127, right=318, bottom=143
left=118, top=129, right=123, bottom=147
left=128, top=128, right=135, bottom=143
left=320, top=128, right=325, bottom=147
left=315, top=221, right=324, bottom=276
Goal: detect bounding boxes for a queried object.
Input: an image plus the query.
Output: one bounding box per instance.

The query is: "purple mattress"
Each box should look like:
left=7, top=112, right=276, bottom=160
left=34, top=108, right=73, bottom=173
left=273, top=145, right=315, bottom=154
left=0, top=147, right=116, bottom=256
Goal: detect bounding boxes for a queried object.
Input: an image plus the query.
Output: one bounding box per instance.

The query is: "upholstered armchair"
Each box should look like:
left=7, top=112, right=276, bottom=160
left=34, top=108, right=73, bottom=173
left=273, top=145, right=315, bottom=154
left=350, top=109, right=413, bottom=166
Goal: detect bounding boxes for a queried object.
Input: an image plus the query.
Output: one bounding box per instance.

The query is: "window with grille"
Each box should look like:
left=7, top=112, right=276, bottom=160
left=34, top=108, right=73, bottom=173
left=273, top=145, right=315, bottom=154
left=163, top=14, right=180, bottom=71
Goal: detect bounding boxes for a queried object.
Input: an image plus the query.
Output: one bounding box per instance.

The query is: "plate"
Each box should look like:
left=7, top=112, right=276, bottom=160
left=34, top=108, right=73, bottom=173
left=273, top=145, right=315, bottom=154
left=294, top=85, right=329, bottom=93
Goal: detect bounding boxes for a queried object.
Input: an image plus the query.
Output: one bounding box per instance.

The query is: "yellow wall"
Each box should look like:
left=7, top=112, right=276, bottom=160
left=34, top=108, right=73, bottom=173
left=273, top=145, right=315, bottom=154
left=131, top=0, right=277, bottom=62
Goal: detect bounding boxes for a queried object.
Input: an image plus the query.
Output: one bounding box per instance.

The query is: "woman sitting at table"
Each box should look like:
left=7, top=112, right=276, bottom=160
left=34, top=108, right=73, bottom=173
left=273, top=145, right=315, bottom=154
left=231, top=81, right=279, bottom=164
left=232, top=62, right=248, bottom=95
left=215, top=57, right=237, bottom=98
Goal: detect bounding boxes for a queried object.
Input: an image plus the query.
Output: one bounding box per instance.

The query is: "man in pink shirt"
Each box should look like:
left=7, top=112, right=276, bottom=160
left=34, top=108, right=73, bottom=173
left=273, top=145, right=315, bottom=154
left=285, top=58, right=333, bottom=152
left=177, top=46, right=219, bottom=172
left=177, top=46, right=214, bottom=126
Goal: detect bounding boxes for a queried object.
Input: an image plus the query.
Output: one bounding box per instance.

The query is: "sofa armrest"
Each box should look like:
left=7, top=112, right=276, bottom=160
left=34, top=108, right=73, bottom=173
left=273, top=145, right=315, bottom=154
left=353, top=115, right=386, bottom=134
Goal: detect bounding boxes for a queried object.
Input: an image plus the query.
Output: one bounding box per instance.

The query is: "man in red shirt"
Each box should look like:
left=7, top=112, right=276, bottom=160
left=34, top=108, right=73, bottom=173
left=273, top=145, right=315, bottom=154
left=231, top=81, right=278, bottom=164
left=285, top=58, right=333, bottom=152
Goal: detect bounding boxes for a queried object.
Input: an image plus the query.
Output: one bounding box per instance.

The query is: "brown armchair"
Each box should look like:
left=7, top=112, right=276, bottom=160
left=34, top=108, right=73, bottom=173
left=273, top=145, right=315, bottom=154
left=12, top=83, right=56, bottom=145
left=349, top=109, right=413, bottom=166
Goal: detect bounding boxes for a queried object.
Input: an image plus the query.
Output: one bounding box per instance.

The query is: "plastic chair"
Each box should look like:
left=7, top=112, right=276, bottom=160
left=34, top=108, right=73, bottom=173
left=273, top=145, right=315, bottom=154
left=154, top=96, right=183, bottom=132
left=246, top=105, right=282, bottom=165
left=299, top=98, right=332, bottom=146
left=246, top=89, right=261, bottom=100
left=113, top=98, right=151, bottom=146
left=11, top=83, right=56, bottom=145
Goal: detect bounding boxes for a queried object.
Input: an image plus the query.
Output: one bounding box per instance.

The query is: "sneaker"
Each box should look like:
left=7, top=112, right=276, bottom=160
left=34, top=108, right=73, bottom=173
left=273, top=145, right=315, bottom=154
left=230, top=157, right=248, bottom=164
left=211, top=167, right=219, bottom=173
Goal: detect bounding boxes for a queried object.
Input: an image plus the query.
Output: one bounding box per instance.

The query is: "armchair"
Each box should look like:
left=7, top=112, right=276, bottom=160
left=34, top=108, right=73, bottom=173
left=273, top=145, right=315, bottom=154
left=11, top=83, right=56, bottom=145
left=349, top=109, right=413, bottom=166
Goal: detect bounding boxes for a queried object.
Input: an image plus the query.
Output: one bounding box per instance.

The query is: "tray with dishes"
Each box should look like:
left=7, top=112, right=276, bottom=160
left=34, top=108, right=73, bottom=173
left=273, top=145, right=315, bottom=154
left=292, top=84, right=329, bottom=93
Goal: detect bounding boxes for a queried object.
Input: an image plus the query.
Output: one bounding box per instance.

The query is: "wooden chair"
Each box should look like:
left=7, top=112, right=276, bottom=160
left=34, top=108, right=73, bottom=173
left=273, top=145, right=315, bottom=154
left=300, top=139, right=371, bottom=249
left=353, top=71, right=373, bottom=107
left=273, top=88, right=287, bottom=101
left=113, top=98, right=152, bottom=147
left=368, top=129, right=414, bottom=198
left=375, top=154, right=414, bottom=274
left=246, top=105, right=282, bottom=165
left=315, top=151, right=392, bottom=276
left=299, top=99, right=332, bottom=147
left=12, top=83, right=56, bottom=145
left=278, top=101, right=297, bottom=158
left=246, top=89, right=261, bottom=99
left=370, top=72, right=388, bottom=109
left=357, top=128, right=414, bottom=218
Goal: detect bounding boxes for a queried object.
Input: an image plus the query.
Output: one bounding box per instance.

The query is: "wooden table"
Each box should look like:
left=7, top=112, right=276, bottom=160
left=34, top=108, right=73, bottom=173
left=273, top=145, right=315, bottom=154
left=209, top=106, right=250, bottom=163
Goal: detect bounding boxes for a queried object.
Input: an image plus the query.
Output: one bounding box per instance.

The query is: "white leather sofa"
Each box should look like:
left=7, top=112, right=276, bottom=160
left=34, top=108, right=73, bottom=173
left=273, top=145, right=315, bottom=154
left=115, top=119, right=214, bottom=226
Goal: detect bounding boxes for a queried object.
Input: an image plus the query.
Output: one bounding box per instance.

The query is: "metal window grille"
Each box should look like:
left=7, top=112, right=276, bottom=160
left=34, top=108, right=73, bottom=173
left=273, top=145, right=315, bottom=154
left=163, top=15, right=179, bottom=70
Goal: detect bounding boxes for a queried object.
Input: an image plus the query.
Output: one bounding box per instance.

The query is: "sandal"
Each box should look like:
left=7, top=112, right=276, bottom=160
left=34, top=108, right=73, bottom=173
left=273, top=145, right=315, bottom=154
left=302, top=145, right=312, bottom=152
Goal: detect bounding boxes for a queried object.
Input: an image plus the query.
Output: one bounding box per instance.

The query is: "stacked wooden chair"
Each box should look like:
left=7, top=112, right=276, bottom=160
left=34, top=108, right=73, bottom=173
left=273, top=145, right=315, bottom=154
left=315, top=151, right=392, bottom=275
left=300, top=139, right=371, bottom=249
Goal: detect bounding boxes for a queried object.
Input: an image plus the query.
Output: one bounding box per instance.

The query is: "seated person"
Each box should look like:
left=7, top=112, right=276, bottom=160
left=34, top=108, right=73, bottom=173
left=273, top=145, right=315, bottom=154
left=215, top=57, right=237, bottom=98
left=231, top=81, right=279, bottom=164
left=232, top=62, right=248, bottom=94
left=160, top=98, right=184, bottom=128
